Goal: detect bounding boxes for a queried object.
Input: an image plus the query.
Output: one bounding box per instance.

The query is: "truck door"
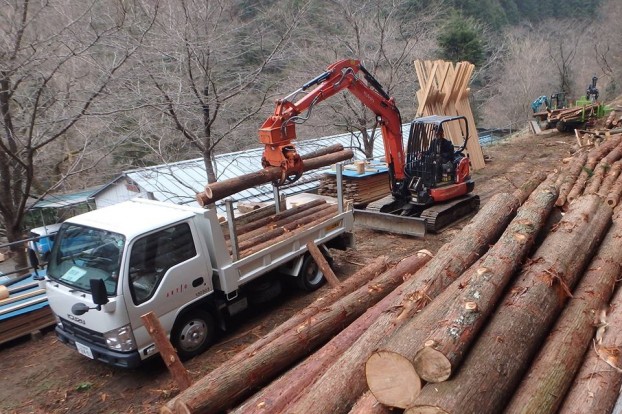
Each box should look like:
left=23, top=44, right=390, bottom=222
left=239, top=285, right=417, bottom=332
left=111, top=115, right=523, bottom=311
left=122, top=221, right=213, bottom=358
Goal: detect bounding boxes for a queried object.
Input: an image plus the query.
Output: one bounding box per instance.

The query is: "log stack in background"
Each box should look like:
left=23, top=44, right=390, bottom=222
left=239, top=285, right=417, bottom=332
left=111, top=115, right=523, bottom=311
left=318, top=171, right=390, bottom=206
left=161, top=132, right=622, bottom=414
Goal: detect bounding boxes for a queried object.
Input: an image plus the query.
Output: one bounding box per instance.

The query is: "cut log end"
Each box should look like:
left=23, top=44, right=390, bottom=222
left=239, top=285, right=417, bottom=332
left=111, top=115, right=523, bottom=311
left=413, top=345, right=452, bottom=383
left=366, top=350, right=421, bottom=409
left=159, top=407, right=174, bottom=414
left=405, top=406, right=451, bottom=414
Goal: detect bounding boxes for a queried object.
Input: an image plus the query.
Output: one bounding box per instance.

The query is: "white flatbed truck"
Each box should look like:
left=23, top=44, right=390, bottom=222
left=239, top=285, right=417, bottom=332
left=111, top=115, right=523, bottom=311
left=44, top=192, right=353, bottom=368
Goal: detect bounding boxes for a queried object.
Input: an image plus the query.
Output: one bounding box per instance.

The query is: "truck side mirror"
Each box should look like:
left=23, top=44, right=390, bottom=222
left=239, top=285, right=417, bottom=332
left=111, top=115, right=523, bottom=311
left=90, top=278, right=109, bottom=307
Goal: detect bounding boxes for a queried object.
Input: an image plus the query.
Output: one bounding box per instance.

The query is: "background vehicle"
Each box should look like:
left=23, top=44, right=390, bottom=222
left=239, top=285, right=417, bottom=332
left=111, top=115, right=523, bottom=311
left=44, top=193, right=353, bottom=367
left=258, top=59, right=478, bottom=234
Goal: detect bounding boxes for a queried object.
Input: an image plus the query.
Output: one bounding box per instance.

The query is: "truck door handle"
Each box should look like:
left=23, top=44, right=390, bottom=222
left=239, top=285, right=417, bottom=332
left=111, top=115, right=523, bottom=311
left=192, top=277, right=204, bottom=287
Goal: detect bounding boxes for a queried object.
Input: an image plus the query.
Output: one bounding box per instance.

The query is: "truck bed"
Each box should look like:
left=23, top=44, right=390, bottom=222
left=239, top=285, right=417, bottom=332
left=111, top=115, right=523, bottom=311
left=213, top=194, right=354, bottom=293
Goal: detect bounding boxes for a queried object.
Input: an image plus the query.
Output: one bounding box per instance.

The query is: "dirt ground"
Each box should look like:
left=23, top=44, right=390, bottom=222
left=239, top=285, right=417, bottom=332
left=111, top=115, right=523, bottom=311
left=0, top=127, right=576, bottom=414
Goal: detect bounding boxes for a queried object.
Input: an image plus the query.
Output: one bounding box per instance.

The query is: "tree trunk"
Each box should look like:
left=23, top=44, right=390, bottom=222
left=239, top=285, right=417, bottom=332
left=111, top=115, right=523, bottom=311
left=597, top=159, right=622, bottom=199
left=556, top=153, right=587, bottom=207
left=230, top=252, right=433, bottom=414
left=237, top=204, right=336, bottom=251
left=566, top=137, right=622, bottom=204
left=348, top=392, right=392, bottom=414
left=606, top=172, right=622, bottom=207
left=584, top=143, right=622, bottom=195
left=228, top=199, right=325, bottom=239
left=409, top=177, right=558, bottom=384
left=407, top=195, right=612, bottom=414
left=166, top=253, right=429, bottom=414
left=504, top=208, right=622, bottom=414
left=234, top=202, right=331, bottom=245
left=240, top=206, right=340, bottom=257
left=558, top=268, right=622, bottom=414
left=282, top=177, right=545, bottom=414
left=196, top=149, right=354, bottom=206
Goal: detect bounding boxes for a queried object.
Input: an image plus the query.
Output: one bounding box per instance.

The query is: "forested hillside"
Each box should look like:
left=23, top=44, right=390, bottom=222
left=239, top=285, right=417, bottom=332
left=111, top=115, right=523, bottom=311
left=0, top=0, right=620, bottom=248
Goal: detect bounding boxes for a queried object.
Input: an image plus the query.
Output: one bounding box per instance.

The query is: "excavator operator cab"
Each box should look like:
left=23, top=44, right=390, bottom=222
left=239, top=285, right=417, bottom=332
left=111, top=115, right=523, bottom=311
left=405, top=115, right=472, bottom=205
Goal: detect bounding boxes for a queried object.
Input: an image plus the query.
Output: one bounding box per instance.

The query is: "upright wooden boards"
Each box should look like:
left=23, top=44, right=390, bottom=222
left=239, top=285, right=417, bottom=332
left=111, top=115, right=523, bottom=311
left=414, top=60, right=486, bottom=170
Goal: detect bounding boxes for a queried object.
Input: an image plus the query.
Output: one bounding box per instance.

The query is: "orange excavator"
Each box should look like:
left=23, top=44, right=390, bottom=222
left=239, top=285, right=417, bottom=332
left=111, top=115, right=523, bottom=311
left=259, top=59, right=479, bottom=235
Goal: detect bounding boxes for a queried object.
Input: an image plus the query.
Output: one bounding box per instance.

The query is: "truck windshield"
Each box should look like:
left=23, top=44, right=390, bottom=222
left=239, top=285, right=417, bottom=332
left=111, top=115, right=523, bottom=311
left=47, top=224, right=125, bottom=296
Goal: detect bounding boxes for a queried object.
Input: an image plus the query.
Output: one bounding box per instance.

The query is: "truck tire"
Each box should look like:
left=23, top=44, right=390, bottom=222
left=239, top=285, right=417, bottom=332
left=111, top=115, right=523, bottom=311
left=171, top=309, right=216, bottom=360
left=296, top=253, right=326, bottom=292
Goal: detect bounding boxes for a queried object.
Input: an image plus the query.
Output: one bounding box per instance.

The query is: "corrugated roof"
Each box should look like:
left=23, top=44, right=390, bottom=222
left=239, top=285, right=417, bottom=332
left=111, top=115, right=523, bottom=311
left=29, top=186, right=103, bottom=209
left=124, top=125, right=413, bottom=211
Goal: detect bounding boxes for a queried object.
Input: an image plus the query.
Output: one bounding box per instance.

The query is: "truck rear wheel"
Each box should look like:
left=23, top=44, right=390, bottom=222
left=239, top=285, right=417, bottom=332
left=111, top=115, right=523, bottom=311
left=296, top=254, right=326, bottom=292
left=171, top=309, right=216, bottom=360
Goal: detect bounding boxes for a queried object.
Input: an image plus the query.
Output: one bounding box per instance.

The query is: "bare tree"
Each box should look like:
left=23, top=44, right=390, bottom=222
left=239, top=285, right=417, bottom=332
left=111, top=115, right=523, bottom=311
left=0, top=0, right=153, bottom=269
left=131, top=0, right=309, bottom=184
left=480, top=24, right=558, bottom=127
left=267, top=0, right=441, bottom=159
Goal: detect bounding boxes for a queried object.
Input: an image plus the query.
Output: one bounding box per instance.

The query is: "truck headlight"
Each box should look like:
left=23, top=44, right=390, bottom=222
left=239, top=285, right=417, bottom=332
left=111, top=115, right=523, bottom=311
left=104, top=324, right=137, bottom=352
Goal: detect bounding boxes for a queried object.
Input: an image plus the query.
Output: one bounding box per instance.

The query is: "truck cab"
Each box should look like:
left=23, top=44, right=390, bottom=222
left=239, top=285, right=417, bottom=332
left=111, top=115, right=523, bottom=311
left=45, top=196, right=353, bottom=367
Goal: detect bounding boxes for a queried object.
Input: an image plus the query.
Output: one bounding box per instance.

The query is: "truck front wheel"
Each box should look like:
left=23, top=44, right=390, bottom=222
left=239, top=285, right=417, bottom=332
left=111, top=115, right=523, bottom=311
left=296, top=254, right=326, bottom=292
left=171, top=310, right=216, bottom=360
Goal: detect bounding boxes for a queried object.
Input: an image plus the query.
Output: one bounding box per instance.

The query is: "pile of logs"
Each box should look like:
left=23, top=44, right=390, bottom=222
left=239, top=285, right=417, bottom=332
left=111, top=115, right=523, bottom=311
left=317, top=172, right=390, bottom=206
left=159, top=134, right=622, bottom=414
left=223, top=199, right=340, bottom=259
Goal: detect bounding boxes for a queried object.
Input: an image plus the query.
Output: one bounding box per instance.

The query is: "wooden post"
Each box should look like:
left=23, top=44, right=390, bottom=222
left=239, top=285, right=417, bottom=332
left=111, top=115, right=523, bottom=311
left=306, top=241, right=340, bottom=287
left=141, top=312, right=192, bottom=391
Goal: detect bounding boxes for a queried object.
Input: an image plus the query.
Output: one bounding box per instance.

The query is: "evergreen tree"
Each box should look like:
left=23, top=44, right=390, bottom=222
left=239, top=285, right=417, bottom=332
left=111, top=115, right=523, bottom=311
left=437, top=14, right=484, bottom=65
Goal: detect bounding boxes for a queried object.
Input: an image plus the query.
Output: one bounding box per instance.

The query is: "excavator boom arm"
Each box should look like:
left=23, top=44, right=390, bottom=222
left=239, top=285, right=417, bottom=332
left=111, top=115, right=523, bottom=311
left=259, top=59, right=405, bottom=184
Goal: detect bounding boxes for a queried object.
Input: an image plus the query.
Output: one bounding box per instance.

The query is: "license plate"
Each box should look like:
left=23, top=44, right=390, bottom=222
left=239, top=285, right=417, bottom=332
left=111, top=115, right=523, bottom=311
left=75, top=341, right=94, bottom=359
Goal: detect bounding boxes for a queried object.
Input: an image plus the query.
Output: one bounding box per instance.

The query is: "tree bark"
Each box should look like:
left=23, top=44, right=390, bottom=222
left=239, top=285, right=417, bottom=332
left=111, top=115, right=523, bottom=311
left=282, top=178, right=545, bottom=414
left=408, top=195, right=613, bottom=414
left=597, top=159, right=622, bottom=199
left=234, top=202, right=331, bottom=245
left=196, top=149, right=354, bottom=205
left=227, top=199, right=325, bottom=239
left=584, top=142, right=622, bottom=195
left=566, top=136, right=622, bottom=204
left=237, top=204, right=336, bottom=251
left=606, top=172, right=622, bottom=207
left=240, top=206, right=340, bottom=257
left=558, top=267, right=622, bottom=414
left=165, top=253, right=429, bottom=414
left=505, top=208, right=622, bottom=414
left=409, top=177, right=558, bottom=384
left=556, top=153, right=587, bottom=207
left=348, top=392, right=392, bottom=414
left=230, top=251, right=433, bottom=414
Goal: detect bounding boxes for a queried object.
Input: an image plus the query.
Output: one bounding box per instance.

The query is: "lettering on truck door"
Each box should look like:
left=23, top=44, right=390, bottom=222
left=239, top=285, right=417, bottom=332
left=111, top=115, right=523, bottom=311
left=122, top=221, right=213, bottom=356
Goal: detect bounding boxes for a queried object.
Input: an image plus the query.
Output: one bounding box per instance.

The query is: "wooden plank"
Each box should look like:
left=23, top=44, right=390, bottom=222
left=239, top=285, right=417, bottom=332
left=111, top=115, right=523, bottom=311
left=306, top=242, right=340, bottom=288
left=141, top=311, right=192, bottom=390
left=0, top=296, right=47, bottom=317
left=0, top=288, right=46, bottom=306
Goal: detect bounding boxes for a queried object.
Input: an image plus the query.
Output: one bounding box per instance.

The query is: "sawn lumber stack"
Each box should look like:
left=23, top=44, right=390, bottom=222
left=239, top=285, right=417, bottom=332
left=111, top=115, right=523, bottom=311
left=318, top=172, right=390, bottom=206
left=161, top=134, right=622, bottom=414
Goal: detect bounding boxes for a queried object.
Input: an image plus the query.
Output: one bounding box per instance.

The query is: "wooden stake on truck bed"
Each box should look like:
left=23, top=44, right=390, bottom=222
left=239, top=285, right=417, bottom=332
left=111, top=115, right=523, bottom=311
left=505, top=207, right=622, bottom=414
left=306, top=241, right=340, bottom=287
left=408, top=195, right=612, bottom=414
left=141, top=312, right=192, bottom=391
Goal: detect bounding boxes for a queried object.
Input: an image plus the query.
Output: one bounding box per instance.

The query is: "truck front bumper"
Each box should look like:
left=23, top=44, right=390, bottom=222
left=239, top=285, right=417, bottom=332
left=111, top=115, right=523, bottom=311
left=55, top=326, right=143, bottom=369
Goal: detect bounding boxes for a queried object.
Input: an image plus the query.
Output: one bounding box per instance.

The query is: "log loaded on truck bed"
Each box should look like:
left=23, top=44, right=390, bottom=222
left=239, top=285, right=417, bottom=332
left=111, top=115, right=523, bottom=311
left=43, top=190, right=353, bottom=368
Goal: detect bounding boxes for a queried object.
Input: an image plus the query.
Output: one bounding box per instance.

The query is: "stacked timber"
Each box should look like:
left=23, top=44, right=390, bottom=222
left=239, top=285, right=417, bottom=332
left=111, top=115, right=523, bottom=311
left=222, top=199, right=341, bottom=259
left=159, top=133, right=622, bottom=414
left=318, top=172, right=390, bottom=206
left=0, top=275, right=54, bottom=345
left=414, top=59, right=485, bottom=170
